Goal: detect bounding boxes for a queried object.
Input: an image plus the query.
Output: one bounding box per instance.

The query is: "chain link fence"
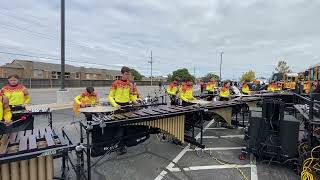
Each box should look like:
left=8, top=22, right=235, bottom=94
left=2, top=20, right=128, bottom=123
left=0, top=78, right=161, bottom=89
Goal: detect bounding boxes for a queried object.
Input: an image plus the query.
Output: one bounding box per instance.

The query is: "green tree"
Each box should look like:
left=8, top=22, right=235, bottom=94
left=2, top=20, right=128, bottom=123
left=168, top=68, right=194, bottom=82
left=131, top=69, right=143, bottom=81
left=201, top=73, right=220, bottom=82
left=240, top=70, right=256, bottom=82
left=275, top=60, right=292, bottom=74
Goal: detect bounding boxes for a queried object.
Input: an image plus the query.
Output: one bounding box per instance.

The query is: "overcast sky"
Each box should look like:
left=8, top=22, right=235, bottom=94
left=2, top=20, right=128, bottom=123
left=0, top=0, right=319, bottom=79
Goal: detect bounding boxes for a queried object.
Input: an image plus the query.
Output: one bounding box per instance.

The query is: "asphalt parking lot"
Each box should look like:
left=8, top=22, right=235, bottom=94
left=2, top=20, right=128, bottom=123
left=32, top=108, right=299, bottom=180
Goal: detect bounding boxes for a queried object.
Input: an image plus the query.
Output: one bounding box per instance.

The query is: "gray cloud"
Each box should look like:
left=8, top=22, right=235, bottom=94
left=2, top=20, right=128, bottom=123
left=0, top=0, right=319, bottom=79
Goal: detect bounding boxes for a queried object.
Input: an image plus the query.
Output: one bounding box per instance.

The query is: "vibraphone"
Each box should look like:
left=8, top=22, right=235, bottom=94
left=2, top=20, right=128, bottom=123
left=78, top=105, right=204, bottom=180
left=0, top=127, right=75, bottom=180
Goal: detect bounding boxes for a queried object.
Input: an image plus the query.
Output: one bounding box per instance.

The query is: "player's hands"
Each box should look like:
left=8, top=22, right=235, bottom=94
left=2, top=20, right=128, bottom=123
left=4, top=121, right=12, bottom=126
left=115, top=104, right=121, bottom=110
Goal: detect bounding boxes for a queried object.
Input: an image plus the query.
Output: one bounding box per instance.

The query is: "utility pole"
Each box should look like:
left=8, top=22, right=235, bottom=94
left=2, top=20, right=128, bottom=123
left=220, top=51, right=223, bottom=81
left=148, top=51, right=153, bottom=86
left=60, top=0, right=65, bottom=90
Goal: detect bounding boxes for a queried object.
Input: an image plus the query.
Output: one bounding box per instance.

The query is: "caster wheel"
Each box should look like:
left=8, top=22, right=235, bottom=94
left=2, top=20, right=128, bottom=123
left=239, top=154, right=246, bottom=160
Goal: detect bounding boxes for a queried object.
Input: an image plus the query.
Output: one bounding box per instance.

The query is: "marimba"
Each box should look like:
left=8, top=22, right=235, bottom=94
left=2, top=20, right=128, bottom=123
left=86, top=105, right=203, bottom=144
left=78, top=105, right=204, bottom=180
left=0, top=127, right=75, bottom=180
left=200, top=101, right=247, bottom=125
left=236, top=96, right=262, bottom=107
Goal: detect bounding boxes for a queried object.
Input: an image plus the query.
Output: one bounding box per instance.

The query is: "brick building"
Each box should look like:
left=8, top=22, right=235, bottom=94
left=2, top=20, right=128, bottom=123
left=0, top=60, right=121, bottom=80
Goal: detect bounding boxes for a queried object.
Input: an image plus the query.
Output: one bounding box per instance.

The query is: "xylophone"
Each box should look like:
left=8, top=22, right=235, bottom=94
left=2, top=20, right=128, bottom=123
left=78, top=105, right=204, bottom=180
left=0, top=127, right=75, bottom=180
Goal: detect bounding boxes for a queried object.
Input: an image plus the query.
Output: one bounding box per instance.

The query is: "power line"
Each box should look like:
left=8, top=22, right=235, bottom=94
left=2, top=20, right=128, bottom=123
left=0, top=50, right=157, bottom=72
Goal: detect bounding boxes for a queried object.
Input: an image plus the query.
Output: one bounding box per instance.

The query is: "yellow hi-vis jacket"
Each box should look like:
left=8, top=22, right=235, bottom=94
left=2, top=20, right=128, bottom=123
left=0, top=95, right=12, bottom=123
left=206, top=81, right=216, bottom=92
left=167, top=82, right=178, bottom=95
left=242, top=84, right=250, bottom=94
left=73, top=92, right=98, bottom=113
left=108, top=80, right=137, bottom=107
left=179, top=83, right=195, bottom=102
left=1, top=84, right=30, bottom=106
left=267, top=84, right=277, bottom=92
left=219, top=87, right=231, bottom=98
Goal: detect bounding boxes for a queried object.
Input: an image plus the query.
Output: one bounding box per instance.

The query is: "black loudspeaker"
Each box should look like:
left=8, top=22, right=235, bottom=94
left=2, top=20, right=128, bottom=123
left=248, top=110, right=263, bottom=149
left=262, top=99, right=284, bottom=131
left=279, top=115, right=299, bottom=157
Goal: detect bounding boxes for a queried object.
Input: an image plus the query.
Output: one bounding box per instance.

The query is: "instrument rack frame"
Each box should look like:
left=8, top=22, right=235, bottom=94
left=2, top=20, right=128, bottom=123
left=77, top=106, right=205, bottom=180
left=0, top=128, right=77, bottom=180
left=293, top=93, right=320, bottom=146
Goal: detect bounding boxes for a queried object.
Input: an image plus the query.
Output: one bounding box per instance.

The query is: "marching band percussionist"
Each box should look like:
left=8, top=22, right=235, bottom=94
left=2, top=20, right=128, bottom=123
left=167, top=79, right=179, bottom=105
left=206, top=78, right=216, bottom=94
left=219, top=81, right=231, bottom=101
left=241, top=81, right=250, bottom=95
left=73, top=87, right=98, bottom=120
left=267, top=81, right=278, bottom=92
left=0, top=92, right=12, bottom=126
left=1, top=74, right=31, bottom=110
left=109, top=66, right=137, bottom=108
left=206, top=78, right=217, bottom=101
left=1, top=74, right=32, bottom=130
left=179, top=80, right=196, bottom=106
left=107, top=66, right=137, bottom=155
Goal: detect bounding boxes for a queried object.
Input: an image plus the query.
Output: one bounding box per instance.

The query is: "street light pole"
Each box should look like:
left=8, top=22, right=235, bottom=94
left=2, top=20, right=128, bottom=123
left=60, top=0, right=65, bottom=90
left=148, top=51, right=153, bottom=86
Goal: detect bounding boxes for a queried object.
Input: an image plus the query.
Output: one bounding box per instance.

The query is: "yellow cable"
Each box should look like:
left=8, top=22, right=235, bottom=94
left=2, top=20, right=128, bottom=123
left=209, top=153, right=249, bottom=180
left=313, top=128, right=320, bottom=133
left=301, top=145, right=320, bottom=180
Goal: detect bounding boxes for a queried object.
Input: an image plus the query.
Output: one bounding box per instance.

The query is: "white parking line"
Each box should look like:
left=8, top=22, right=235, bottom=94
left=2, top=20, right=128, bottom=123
left=154, top=120, right=215, bottom=180
left=188, top=146, right=245, bottom=151
left=206, top=127, right=245, bottom=130
left=250, top=154, right=259, bottom=180
left=168, top=164, right=252, bottom=172
left=202, top=135, right=245, bottom=139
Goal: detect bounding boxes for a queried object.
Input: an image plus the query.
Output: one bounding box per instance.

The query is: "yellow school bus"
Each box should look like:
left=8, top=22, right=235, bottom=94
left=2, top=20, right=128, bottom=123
left=283, top=73, right=298, bottom=90
left=300, top=64, right=319, bottom=93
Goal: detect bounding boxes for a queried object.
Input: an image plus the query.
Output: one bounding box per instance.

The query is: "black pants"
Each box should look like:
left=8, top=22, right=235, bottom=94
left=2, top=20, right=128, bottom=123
left=169, top=95, right=178, bottom=105
left=182, top=101, right=194, bottom=107
left=206, top=91, right=214, bottom=101
left=219, top=97, right=230, bottom=101
left=84, top=112, right=93, bottom=121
